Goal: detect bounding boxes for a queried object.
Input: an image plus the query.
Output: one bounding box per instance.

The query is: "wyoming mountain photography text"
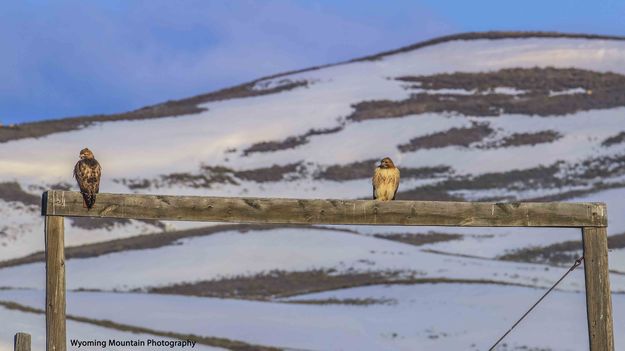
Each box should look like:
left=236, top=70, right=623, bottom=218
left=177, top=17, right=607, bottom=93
left=70, top=339, right=197, bottom=349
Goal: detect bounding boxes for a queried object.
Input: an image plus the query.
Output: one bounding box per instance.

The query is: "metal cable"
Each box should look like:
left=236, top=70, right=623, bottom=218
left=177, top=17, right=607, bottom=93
left=488, top=256, right=584, bottom=351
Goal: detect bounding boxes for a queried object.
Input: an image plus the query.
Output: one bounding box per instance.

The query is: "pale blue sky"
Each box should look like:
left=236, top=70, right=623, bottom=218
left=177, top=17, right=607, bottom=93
left=1, top=0, right=624, bottom=123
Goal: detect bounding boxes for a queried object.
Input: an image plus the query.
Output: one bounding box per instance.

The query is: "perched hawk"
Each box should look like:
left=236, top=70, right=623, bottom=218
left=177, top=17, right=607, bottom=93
left=372, top=157, right=400, bottom=201
left=73, top=148, right=102, bottom=209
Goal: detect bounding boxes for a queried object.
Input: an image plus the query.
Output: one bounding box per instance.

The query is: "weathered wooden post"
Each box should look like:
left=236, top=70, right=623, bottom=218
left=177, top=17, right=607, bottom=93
left=582, top=227, right=614, bottom=351
left=14, top=332, right=31, bottom=351
left=45, top=215, right=66, bottom=351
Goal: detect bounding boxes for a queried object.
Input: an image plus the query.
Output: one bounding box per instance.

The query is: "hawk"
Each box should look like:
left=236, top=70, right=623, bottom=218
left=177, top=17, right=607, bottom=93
left=372, top=157, right=400, bottom=201
left=73, top=148, right=102, bottom=209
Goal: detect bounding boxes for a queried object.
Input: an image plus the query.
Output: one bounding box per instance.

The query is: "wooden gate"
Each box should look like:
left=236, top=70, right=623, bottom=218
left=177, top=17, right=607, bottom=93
left=41, top=190, right=613, bottom=351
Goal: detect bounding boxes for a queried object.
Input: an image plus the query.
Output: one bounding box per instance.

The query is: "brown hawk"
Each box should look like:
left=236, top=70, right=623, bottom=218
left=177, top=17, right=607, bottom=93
left=73, top=148, right=102, bottom=209
left=372, top=157, right=400, bottom=201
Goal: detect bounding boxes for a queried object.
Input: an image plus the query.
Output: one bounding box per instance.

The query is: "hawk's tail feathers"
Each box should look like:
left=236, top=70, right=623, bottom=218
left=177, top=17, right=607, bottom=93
left=82, top=192, right=97, bottom=210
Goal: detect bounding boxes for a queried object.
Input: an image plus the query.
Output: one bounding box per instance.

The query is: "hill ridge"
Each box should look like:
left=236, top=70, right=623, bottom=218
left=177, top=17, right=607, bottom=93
left=1, top=30, right=624, bottom=145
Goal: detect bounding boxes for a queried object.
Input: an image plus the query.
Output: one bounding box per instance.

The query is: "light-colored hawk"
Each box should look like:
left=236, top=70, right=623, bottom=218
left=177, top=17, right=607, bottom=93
left=372, top=157, right=400, bottom=201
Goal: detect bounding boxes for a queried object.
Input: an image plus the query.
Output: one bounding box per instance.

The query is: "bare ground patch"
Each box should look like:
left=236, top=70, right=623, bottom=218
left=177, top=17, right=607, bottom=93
left=115, top=162, right=305, bottom=190
left=67, top=217, right=166, bottom=231
left=116, top=178, right=152, bottom=190
left=374, top=232, right=463, bottom=246
left=602, top=131, right=625, bottom=147
left=396, top=67, right=625, bottom=92
left=69, top=217, right=133, bottom=230
left=315, top=159, right=451, bottom=181
left=147, top=269, right=423, bottom=299
left=281, top=297, right=397, bottom=306
left=398, top=162, right=566, bottom=201
left=0, top=182, right=39, bottom=206
left=398, top=122, right=493, bottom=152
left=481, top=130, right=563, bottom=148
left=231, top=163, right=303, bottom=182
left=573, top=152, right=625, bottom=179
left=159, top=166, right=239, bottom=189
left=499, top=232, right=625, bottom=266
left=47, top=182, right=73, bottom=191
left=242, top=126, right=343, bottom=156
left=349, top=67, right=625, bottom=121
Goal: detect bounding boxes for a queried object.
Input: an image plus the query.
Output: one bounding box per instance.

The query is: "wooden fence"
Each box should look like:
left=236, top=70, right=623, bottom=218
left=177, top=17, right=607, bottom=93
left=40, top=190, right=614, bottom=351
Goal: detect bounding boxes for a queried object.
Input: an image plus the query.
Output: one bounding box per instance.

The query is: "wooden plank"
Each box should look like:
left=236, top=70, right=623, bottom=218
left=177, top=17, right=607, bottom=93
left=42, top=190, right=606, bottom=227
left=582, top=227, right=614, bottom=351
left=45, top=216, right=66, bottom=351
left=14, top=333, right=31, bottom=351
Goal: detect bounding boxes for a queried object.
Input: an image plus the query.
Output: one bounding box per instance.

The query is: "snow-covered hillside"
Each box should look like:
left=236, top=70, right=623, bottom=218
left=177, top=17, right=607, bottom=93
left=1, top=32, right=625, bottom=350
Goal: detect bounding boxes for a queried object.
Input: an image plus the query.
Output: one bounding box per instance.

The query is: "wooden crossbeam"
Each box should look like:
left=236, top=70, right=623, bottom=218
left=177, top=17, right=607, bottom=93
left=41, top=190, right=606, bottom=227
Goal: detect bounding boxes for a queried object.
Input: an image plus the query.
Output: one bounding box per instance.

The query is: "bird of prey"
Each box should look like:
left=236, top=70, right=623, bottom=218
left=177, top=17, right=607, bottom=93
left=372, top=157, right=400, bottom=201
left=73, top=148, right=102, bottom=209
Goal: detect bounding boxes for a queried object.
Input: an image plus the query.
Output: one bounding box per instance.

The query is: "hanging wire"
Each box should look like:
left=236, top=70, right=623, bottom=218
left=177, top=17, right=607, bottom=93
left=488, top=256, right=584, bottom=351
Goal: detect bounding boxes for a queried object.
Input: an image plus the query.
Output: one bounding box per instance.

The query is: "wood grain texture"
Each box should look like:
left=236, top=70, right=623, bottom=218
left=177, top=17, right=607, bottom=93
left=582, top=227, right=615, bottom=351
left=42, top=190, right=606, bottom=227
left=45, top=216, right=66, bottom=351
left=14, top=333, right=31, bottom=351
